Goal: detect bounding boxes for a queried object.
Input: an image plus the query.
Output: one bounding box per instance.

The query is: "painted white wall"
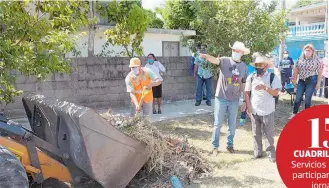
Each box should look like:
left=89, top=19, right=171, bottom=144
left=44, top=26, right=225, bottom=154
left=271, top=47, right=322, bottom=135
left=67, top=30, right=192, bottom=58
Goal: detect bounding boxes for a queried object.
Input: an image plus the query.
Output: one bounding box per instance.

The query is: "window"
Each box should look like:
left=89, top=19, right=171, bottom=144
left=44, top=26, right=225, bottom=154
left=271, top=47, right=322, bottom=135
left=162, top=41, right=180, bottom=57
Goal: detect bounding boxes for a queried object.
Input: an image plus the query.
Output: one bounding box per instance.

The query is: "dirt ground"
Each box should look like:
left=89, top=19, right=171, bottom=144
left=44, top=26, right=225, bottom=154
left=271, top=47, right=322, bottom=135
left=133, top=95, right=327, bottom=188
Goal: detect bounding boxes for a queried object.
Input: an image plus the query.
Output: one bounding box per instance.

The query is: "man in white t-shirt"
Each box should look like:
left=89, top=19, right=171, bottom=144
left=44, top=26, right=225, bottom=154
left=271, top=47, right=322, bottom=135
left=243, top=55, right=282, bottom=163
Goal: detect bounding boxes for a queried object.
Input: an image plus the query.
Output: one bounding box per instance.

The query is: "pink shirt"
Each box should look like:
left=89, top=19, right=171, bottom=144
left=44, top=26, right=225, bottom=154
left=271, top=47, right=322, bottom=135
left=323, top=57, right=328, bottom=78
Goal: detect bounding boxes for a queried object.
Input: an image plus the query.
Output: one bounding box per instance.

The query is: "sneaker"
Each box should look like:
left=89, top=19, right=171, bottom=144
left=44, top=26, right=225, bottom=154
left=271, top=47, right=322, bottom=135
left=195, top=101, right=201, bottom=106
left=269, top=158, right=276, bottom=163
left=226, top=146, right=235, bottom=154
left=203, top=97, right=207, bottom=100
left=253, top=155, right=263, bottom=160
left=206, top=101, right=211, bottom=106
left=153, top=109, right=157, bottom=114
left=288, top=114, right=295, bottom=120
left=158, top=109, right=162, bottom=114
left=211, top=148, right=219, bottom=156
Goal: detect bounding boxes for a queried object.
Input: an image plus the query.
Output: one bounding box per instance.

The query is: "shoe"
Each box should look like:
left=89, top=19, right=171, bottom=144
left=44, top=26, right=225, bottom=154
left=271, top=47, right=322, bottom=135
left=158, top=109, right=162, bottom=114
left=253, top=155, right=263, bottom=160
left=211, top=148, right=219, bottom=156
left=153, top=109, right=157, bottom=114
left=269, top=158, right=276, bottom=163
left=203, top=96, right=207, bottom=100
left=288, top=114, right=295, bottom=120
left=206, top=101, right=211, bottom=106
left=226, top=146, right=235, bottom=154
left=195, top=101, right=201, bottom=106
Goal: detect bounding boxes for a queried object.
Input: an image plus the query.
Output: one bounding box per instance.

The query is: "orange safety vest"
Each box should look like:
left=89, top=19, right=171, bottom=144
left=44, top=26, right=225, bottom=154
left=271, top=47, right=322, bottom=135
left=129, top=68, right=153, bottom=104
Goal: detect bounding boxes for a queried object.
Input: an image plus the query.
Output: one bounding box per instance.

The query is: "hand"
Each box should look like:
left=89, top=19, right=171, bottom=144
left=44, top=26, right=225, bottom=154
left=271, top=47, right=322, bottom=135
left=292, top=80, right=297, bottom=87
left=136, top=104, right=141, bottom=112
left=316, top=83, right=320, bottom=90
left=246, top=105, right=252, bottom=117
left=199, top=54, right=207, bottom=59
left=255, top=84, right=267, bottom=91
left=193, top=74, right=196, bottom=78
left=146, top=84, right=152, bottom=90
left=241, top=102, right=246, bottom=112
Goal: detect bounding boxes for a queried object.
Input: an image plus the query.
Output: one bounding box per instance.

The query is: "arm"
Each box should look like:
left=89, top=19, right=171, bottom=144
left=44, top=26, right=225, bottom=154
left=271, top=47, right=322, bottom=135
left=125, top=77, right=139, bottom=108
left=255, top=75, right=281, bottom=96
left=144, top=68, right=162, bottom=88
left=158, top=61, right=166, bottom=72
left=244, top=91, right=252, bottom=115
left=291, top=60, right=299, bottom=86
left=194, top=64, right=198, bottom=77
left=243, top=75, right=252, bottom=114
left=130, top=93, right=139, bottom=107
left=290, top=58, right=294, bottom=68
left=199, top=54, right=220, bottom=65
left=148, top=78, right=161, bottom=88
left=317, top=61, right=324, bottom=89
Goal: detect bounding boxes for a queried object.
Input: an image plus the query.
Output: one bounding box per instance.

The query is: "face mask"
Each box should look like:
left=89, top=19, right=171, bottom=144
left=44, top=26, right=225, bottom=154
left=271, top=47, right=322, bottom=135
left=132, top=67, right=140, bottom=75
left=255, top=67, right=266, bottom=76
left=232, top=52, right=242, bottom=61
left=304, top=51, right=312, bottom=58
left=283, top=54, right=288, bottom=58
left=147, top=59, right=154, bottom=64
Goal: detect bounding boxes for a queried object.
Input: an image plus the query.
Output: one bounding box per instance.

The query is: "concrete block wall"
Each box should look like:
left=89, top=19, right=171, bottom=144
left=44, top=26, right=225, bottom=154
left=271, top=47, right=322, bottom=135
left=2, top=56, right=217, bottom=117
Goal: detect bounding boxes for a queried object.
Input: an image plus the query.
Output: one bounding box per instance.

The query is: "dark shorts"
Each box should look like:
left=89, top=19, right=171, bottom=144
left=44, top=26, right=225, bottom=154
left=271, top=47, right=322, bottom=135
left=152, top=84, right=162, bottom=98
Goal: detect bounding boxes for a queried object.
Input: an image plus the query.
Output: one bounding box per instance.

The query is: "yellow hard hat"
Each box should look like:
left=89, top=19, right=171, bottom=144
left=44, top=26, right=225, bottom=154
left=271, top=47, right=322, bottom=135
left=129, top=58, right=141, bottom=68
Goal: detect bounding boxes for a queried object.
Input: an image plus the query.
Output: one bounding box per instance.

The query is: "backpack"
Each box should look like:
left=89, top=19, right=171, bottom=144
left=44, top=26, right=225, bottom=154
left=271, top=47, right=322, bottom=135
left=250, top=72, right=279, bottom=103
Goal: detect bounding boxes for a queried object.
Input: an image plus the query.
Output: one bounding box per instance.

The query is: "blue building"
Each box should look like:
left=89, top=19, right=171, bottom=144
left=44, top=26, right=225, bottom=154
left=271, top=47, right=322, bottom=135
left=276, top=1, right=328, bottom=62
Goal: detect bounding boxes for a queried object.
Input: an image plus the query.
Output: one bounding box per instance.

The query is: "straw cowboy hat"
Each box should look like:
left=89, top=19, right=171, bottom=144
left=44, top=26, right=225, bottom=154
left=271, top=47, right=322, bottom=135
left=250, top=56, right=273, bottom=67
left=229, top=41, right=250, bottom=55
left=129, top=57, right=141, bottom=68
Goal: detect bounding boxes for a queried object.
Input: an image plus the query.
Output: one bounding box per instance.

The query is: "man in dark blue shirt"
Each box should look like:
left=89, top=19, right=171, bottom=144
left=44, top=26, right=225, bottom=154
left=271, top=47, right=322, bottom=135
left=279, top=50, right=294, bottom=91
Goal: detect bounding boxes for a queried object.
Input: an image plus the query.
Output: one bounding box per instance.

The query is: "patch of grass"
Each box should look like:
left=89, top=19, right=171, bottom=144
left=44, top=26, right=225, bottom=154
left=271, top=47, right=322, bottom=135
left=153, top=97, right=327, bottom=187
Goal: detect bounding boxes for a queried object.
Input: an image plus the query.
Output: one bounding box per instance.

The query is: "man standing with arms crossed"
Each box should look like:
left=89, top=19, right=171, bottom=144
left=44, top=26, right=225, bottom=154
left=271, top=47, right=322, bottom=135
left=199, top=41, right=249, bottom=155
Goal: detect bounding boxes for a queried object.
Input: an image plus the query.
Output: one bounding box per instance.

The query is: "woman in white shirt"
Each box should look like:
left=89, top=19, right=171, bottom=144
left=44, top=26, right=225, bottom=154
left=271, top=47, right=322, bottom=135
left=145, top=53, right=166, bottom=114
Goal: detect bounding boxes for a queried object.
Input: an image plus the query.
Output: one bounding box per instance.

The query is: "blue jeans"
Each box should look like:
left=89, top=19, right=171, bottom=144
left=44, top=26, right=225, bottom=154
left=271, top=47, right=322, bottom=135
left=196, top=75, right=212, bottom=103
left=202, top=84, right=206, bottom=98
left=212, top=97, right=239, bottom=149
left=293, top=75, right=317, bottom=114
left=313, top=77, right=324, bottom=97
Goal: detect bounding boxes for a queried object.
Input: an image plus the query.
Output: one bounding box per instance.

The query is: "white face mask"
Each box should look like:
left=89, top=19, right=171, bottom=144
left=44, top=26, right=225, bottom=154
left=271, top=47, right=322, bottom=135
left=232, top=52, right=242, bottom=61
left=131, top=67, right=140, bottom=75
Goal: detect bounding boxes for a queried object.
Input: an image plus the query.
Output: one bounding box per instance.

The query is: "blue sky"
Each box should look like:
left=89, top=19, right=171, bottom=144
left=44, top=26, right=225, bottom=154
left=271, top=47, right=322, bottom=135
left=142, top=0, right=299, bottom=10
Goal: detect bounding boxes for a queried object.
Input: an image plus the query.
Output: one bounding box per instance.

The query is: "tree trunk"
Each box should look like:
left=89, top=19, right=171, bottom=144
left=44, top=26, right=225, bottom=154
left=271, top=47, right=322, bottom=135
left=88, top=1, right=96, bottom=57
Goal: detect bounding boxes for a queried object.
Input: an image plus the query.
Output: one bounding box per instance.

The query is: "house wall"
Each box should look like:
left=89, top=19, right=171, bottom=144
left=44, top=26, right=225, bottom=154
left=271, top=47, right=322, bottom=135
left=69, top=30, right=192, bottom=58
left=3, top=56, right=207, bottom=118
left=286, top=39, right=326, bottom=60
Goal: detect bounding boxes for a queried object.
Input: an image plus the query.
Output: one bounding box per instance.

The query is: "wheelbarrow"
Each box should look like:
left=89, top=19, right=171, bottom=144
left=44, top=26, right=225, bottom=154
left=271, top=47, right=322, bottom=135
left=284, top=83, right=295, bottom=106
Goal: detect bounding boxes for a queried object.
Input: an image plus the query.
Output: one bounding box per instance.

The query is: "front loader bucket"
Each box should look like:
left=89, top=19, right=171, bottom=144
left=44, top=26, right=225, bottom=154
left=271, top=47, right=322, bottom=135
left=22, top=93, right=148, bottom=188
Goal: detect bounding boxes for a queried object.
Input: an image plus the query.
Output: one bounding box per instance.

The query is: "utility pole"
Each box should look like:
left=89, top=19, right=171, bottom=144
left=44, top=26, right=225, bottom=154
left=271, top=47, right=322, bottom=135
left=279, top=0, right=286, bottom=62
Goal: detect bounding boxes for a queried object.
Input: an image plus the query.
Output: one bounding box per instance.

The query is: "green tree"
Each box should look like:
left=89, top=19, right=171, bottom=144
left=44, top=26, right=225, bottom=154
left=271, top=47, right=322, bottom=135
left=176, top=0, right=287, bottom=63
left=145, top=9, right=164, bottom=29
left=0, top=1, right=89, bottom=104
left=204, top=0, right=287, bottom=61
left=156, top=0, right=196, bottom=30
left=292, top=0, right=323, bottom=8
left=97, top=1, right=149, bottom=57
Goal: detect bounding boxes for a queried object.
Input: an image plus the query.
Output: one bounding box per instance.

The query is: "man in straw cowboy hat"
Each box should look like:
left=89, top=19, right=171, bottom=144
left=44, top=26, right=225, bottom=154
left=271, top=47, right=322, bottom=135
left=243, top=54, right=281, bottom=163
left=125, top=57, right=162, bottom=117
left=199, top=41, right=249, bottom=155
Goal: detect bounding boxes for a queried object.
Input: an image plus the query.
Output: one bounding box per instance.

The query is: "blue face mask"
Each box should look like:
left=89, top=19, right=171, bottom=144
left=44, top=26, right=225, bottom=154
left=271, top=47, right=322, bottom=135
left=147, top=59, right=154, bottom=64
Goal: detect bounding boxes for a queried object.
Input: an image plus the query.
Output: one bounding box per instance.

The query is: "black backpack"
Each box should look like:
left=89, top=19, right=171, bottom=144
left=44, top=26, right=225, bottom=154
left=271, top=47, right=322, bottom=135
left=250, top=72, right=279, bottom=104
